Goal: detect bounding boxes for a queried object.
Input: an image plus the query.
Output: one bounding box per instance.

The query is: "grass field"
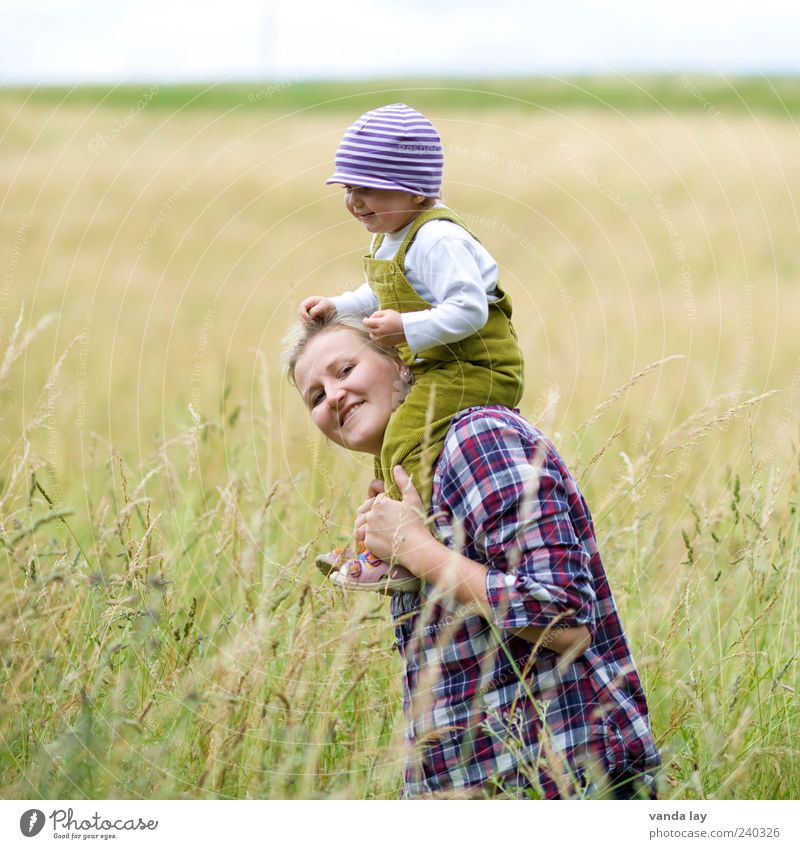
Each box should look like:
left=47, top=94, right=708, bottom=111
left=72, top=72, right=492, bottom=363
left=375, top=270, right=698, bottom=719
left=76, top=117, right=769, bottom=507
left=1, top=77, right=799, bottom=799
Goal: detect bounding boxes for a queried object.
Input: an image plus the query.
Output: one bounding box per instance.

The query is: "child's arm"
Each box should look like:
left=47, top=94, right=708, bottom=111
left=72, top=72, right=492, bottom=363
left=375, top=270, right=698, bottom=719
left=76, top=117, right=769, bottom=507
left=298, top=284, right=378, bottom=323
left=401, top=236, right=492, bottom=354
left=330, top=284, right=379, bottom=318
left=362, top=296, right=487, bottom=353
left=401, top=300, right=488, bottom=354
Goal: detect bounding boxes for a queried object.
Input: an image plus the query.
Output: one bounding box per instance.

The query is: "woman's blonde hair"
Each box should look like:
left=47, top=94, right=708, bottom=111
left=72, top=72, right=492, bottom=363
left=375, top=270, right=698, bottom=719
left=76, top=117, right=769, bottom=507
left=281, top=313, right=402, bottom=386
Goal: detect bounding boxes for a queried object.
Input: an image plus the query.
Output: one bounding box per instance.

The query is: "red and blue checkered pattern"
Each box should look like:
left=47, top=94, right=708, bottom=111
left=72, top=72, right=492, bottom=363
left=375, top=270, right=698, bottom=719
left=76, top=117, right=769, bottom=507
left=391, top=406, right=660, bottom=798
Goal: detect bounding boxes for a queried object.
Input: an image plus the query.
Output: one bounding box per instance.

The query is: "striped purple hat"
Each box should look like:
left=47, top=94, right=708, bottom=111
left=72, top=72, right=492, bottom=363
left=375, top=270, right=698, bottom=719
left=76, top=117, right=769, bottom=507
left=326, top=103, right=443, bottom=197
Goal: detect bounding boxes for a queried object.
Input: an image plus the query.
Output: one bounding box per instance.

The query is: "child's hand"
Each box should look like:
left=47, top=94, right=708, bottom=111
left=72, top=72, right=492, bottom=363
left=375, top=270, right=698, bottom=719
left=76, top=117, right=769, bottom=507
left=299, top=296, right=336, bottom=323
left=367, top=479, right=385, bottom=499
left=363, top=309, right=406, bottom=349
left=354, top=480, right=384, bottom=543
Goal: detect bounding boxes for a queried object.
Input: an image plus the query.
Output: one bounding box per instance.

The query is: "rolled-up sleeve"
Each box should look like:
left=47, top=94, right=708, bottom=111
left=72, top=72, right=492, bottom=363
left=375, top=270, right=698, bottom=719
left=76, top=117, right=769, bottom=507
left=438, top=414, right=596, bottom=632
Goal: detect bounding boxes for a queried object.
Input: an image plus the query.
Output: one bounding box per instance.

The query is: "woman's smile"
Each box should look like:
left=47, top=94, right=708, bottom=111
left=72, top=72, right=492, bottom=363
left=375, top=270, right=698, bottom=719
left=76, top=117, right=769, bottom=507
left=340, top=400, right=365, bottom=426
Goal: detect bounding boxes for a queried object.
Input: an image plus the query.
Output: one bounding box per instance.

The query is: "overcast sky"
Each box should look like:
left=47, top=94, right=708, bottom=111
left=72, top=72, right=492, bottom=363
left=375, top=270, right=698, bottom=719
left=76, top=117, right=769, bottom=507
left=3, top=0, right=799, bottom=83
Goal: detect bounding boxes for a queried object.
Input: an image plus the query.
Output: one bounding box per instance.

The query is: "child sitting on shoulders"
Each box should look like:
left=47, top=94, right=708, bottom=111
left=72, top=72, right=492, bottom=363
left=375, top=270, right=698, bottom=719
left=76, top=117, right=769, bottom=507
left=299, top=103, right=524, bottom=593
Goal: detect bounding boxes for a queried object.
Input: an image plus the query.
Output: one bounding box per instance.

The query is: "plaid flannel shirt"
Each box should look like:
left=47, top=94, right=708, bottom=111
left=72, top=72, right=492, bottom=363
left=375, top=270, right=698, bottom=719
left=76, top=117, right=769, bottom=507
left=391, top=406, right=660, bottom=798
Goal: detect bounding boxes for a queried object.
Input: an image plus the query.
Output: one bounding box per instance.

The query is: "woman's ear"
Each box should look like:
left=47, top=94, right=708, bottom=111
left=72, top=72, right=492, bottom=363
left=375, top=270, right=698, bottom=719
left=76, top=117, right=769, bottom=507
left=391, top=365, right=413, bottom=408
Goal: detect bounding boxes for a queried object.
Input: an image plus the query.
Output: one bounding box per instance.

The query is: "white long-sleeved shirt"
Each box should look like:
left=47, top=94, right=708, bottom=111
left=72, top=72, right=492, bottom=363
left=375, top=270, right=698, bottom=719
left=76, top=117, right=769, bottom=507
left=330, top=211, right=499, bottom=355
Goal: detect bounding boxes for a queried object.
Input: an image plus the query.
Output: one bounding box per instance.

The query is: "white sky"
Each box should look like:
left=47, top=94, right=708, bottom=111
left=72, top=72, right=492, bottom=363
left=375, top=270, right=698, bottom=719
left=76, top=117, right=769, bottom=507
left=3, top=0, right=799, bottom=83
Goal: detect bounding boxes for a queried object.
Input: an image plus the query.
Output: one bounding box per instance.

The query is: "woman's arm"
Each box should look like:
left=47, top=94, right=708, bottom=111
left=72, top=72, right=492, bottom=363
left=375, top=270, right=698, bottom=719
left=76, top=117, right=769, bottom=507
left=402, top=529, right=591, bottom=658
left=362, top=468, right=591, bottom=658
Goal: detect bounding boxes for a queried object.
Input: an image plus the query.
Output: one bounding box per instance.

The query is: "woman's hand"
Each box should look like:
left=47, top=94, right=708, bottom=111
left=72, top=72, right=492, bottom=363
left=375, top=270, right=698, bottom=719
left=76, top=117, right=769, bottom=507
left=363, top=471, right=592, bottom=658
left=363, top=467, right=430, bottom=564
left=363, top=309, right=406, bottom=349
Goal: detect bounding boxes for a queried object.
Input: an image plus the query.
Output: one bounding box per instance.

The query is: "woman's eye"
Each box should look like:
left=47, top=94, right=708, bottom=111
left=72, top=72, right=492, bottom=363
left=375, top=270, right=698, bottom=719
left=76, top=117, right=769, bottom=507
left=340, top=364, right=353, bottom=377
left=311, top=391, right=324, bottom=407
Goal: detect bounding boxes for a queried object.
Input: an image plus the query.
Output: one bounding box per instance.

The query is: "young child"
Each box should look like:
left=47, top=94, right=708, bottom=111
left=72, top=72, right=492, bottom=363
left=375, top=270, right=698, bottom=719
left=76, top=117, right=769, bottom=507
left=300, top=103, right=524, bottom=591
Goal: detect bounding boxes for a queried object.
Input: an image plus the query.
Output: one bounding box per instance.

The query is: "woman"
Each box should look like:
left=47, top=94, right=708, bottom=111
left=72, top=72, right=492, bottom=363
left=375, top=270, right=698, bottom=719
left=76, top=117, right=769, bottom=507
left=286, top=314, right=660, bottom=799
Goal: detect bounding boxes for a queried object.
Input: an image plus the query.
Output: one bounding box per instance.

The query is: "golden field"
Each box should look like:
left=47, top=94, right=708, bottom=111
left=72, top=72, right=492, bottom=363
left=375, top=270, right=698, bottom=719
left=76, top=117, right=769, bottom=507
left=0, top=80, right=798, bottom=798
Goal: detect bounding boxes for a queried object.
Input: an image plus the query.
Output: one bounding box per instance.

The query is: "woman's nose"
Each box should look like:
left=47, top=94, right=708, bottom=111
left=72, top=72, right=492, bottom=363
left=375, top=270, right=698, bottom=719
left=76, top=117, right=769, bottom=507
left=325, top=383, right=345, bottom=408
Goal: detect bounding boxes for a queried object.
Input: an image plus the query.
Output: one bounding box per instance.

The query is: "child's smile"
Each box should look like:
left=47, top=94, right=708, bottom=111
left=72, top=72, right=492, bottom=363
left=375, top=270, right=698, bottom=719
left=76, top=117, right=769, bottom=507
left=344, top=186, right=426, bottom=234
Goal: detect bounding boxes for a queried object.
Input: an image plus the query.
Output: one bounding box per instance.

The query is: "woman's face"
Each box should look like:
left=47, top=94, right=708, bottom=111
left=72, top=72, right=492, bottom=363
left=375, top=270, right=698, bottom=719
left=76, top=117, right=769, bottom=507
left=293, top=328, right=405, bottom=456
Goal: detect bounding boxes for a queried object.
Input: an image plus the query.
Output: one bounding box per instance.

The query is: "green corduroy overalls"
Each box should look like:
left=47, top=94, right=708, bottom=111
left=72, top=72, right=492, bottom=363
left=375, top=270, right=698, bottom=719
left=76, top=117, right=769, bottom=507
left=366, top=207, right=524, bottom=503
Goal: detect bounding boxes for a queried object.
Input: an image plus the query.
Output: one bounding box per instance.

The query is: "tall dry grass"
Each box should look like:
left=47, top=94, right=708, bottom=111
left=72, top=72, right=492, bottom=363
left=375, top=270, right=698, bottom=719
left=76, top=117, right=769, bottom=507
left=0, top=85, right=798, bottom=798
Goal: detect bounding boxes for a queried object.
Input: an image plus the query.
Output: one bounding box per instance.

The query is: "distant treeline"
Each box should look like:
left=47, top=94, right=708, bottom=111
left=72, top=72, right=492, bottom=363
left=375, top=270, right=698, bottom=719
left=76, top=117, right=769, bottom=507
left=3, top=75, right=800, bottom=115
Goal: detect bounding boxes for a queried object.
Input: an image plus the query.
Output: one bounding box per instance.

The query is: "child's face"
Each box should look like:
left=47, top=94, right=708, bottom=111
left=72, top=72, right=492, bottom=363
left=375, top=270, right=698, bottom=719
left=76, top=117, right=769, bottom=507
left=343, top=186, right=426, bottom=234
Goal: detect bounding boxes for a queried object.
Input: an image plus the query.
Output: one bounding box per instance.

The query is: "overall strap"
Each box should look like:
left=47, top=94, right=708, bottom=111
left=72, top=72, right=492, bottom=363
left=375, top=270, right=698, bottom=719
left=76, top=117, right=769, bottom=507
left=394, top=207, right=479, bottom=268
left=368, top=232, right=385, bottom=257
left=370, top=207, right=479, bottom=265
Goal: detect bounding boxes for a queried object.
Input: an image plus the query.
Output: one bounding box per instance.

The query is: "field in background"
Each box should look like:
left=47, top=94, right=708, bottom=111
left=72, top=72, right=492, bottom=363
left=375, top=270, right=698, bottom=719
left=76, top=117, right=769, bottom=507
left=1, top=78, right=798, bottom=799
